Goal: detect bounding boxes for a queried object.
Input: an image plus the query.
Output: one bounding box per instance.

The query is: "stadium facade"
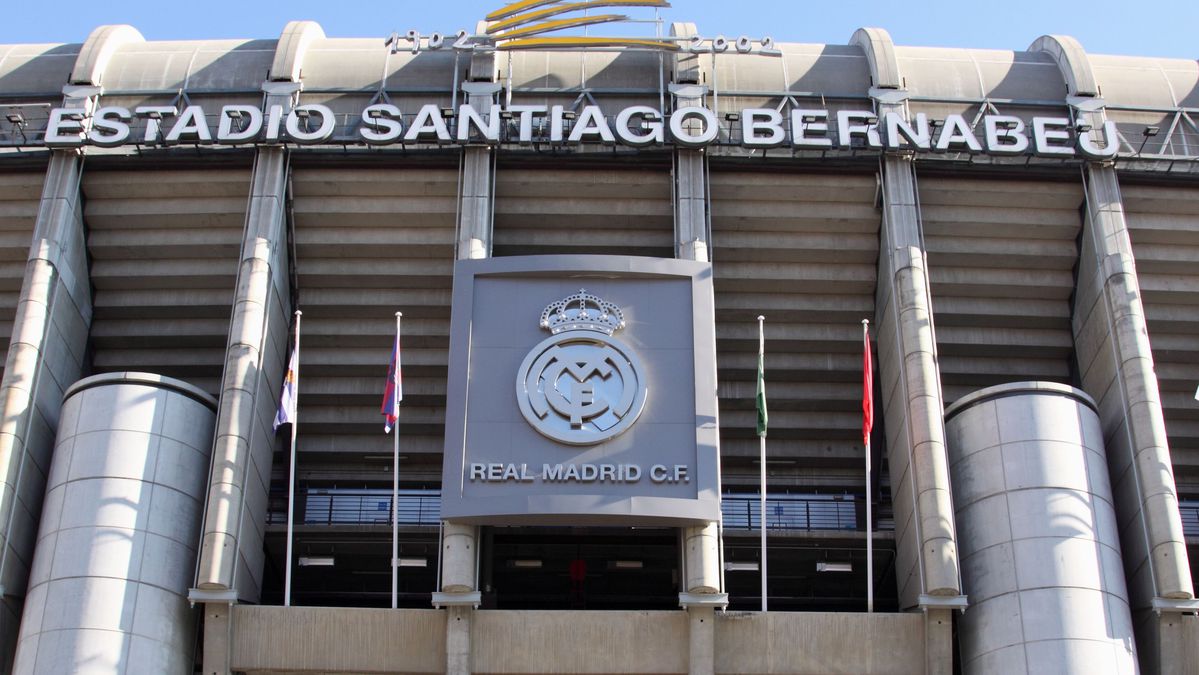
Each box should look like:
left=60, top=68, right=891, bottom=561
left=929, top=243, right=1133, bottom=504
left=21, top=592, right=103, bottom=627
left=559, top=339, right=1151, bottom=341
left=0, top=11, right=1195, bottom=675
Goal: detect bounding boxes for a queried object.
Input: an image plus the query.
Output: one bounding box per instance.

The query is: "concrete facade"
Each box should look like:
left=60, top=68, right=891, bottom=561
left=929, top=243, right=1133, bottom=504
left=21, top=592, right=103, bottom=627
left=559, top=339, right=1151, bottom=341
left=0, top=12, right=1194, bottom=675
left=227, top=606, right=928, bottom=674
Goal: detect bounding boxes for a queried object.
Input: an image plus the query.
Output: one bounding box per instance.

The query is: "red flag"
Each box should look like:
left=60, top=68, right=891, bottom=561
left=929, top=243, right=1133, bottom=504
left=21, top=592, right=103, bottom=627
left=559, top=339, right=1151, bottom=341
left=381, top=332, right=401, bottom=433
left=862, top=324, right=873, bottom=446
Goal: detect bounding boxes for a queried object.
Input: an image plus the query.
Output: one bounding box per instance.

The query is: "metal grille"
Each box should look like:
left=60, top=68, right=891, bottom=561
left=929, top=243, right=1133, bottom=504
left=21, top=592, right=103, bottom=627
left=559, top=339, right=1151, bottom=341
left=720, top=494, right=858, bottom=531
left=269, top=489, right=890, bottom=532
left=268, top=489, right=442, bottom=526
left=1180, top=501, right=1199, bottom=538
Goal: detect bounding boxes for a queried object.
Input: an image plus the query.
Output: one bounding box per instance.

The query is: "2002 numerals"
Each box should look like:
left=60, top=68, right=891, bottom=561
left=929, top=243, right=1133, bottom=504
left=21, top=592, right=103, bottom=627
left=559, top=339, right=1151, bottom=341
left=389, top=31, right=780, bottom=55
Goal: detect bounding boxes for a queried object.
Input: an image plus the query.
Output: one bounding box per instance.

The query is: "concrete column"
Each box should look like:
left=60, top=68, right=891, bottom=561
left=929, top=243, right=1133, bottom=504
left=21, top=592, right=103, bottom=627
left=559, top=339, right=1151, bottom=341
left=1030, top=34, right=1196, bottom=673
left=446, top=605, right=472, bottom=675
left=1076, top=162, right=1193, bottom=673
left=440, top=522, right=478, bottom=594
left=669, top=25, right=722, bottom=675
left=851, top=28, right=961, bottom=614
left=200, top=602, right=232, bottom=675
left=456, top=26, right=497, bottom=262
left=671, top=22, right=709, bottom=265
left=670, top=21, right=706, bottom=252
left=194, top=142, right=290, bottom=596
left=676, top=129, right=719, bottom=596
left=435, top=523, right=478, bottom=675
left=0, top=152, right=92, bottom=672
left=1158, top=613, right=1199, bottom=675
left=674, top=140, right=708, bottom=263
left=434, top=40, right=497, bottom=675
left=1076, top=164, right=1192, bottom=599
left=688, top=606, right=715, bottom=675
left=458, top=145, right=493, bottom=260
left=683, top=523, right=720, bottom=594
left=0, top=24, right=141, bottom=670
left=924, top=608, right=953, bottom=675
left=876, top=164, right=961, bottom=606
left=436, top=521, right=479, bottom=667
left=192, top=19, right=317, bottom=675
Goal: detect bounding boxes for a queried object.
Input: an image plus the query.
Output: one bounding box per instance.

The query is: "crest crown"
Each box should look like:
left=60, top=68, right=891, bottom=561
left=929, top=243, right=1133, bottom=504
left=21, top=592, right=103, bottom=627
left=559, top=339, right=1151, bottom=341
left=540, top=289, right=625, bottom=336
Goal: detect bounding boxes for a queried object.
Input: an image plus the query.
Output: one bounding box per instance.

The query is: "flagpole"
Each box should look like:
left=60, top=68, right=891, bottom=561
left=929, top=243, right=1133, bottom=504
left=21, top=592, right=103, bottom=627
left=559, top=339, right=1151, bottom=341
left=757, top=315, right=767, bottom=613
left=863, top=319, right=874, bottom=614
left=392, top=311, right=402, bottom=610
left=284, top=309, right=301, bottom=607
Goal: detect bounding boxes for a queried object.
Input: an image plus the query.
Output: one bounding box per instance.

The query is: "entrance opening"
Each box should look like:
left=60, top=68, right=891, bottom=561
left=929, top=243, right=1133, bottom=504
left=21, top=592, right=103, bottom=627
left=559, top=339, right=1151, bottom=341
left=484, top=527, right=678, bottom=610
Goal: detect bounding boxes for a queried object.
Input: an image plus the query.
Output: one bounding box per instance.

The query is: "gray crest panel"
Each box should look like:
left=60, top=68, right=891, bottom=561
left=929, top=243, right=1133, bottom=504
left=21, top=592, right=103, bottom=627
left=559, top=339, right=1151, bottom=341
left=441, top=255, right=721, bottom=525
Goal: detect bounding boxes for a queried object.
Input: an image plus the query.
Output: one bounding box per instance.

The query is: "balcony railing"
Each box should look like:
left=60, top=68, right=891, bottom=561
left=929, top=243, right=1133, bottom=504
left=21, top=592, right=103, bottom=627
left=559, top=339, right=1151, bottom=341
left=268, top=489, right=442, bottom=526
left=268, top=489, right=890, bottom=532
left=720, top=494, right=859, bottom=531
left=261, top=488, right=1199, bottom=536
left=1181, top=501, right=1199, bottom=538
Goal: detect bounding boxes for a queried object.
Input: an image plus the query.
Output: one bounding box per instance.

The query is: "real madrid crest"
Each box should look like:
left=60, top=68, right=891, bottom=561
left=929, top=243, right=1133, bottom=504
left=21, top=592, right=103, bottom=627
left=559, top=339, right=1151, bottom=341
left=516, top=290, right=648, bottom=446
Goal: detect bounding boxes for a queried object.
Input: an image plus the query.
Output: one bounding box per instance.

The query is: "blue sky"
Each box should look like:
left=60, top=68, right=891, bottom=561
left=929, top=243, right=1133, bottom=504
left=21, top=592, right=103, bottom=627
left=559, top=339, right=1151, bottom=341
left=1, top=1, right=1196, bottom=59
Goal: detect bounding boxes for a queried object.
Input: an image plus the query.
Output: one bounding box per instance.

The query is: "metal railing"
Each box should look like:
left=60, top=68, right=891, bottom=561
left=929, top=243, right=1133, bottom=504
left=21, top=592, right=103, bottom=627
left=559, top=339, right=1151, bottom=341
left=268, top=489, right=441, bottom=526
left=268, top=488, right=890, bottom=532
left=1181, top=501, right=1199, bottom=538
left=720, top=494, right=858, bottom=531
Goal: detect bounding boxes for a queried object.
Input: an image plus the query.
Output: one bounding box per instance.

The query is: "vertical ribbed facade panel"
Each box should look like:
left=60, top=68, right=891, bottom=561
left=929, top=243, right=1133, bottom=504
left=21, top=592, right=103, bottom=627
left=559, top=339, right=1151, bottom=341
left=1122, top=185, right=1199, bottom=458
left=709, top=171, right=878, bottom=473
left=919, top=177, right=1082, bottom=404
left=290, top=167, right=457, bottom=462
left=0, top=173, right=43, bottom=383
left=493, top=167, right=673, bottom=257
left=83, top=169, right=248, bottom=394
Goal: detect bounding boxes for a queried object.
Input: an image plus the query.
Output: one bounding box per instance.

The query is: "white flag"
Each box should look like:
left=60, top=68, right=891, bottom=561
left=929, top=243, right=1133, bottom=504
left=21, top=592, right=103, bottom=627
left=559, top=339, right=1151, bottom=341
left=273, top=349, right=298, bottom=431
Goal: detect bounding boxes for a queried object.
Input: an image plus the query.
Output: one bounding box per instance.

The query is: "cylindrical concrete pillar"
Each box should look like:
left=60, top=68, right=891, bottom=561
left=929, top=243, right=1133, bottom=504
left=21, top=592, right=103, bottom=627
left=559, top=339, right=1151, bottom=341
left=441, top=522, right=478, bottom=593
left=946, top=382, right=1136, bottom=674
left=13, top=373, right=217, bottom=674
left=683, top=523, right=720, bottom=594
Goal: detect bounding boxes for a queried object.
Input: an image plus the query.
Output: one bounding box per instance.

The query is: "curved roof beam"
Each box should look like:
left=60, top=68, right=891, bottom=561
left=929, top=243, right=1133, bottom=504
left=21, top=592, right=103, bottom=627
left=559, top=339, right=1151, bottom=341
left=1029, top=34, right=1099, bottom=98
left=850, top=27, right=901, bottom=90
left=670, top=22, right=701, bottom=85
left=70, top=24, right=144, bottom=86
left=270, top=20, right=326, bottom=83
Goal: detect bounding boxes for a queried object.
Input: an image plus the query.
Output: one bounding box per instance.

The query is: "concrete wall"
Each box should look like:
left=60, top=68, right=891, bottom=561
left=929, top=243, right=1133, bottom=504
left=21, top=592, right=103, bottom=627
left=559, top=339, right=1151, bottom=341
left=473, top=610, right=689, bottom=674
left=13, top=372, right=216, bottom=674
left=232, top=606, right=447, bottom=674
left=715, top=611, right=925, bottom=674
left=1159, top=613, right=1199, bottom=675
left=229, top=607, right=927, bottom=674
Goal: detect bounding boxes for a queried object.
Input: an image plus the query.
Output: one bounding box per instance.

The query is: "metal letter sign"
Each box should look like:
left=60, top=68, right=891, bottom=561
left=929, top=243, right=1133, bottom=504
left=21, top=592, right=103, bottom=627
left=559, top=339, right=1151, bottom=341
left=517, top=290, right=647, bottom=445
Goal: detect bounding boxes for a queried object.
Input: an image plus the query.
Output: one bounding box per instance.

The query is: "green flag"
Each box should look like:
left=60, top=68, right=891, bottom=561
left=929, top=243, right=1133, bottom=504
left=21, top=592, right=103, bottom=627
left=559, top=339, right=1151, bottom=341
left=756, top=334, right=767, bottom=438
